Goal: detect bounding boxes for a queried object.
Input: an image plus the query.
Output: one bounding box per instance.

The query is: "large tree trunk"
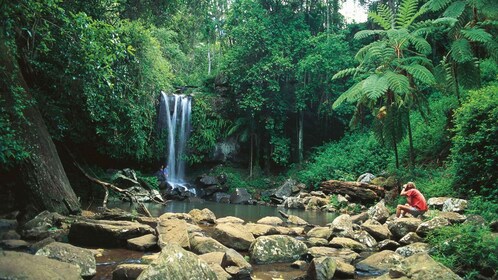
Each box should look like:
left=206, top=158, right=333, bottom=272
left=1, top=32, right=80, bottom=219
left=320, top=180, right=385, bottom=202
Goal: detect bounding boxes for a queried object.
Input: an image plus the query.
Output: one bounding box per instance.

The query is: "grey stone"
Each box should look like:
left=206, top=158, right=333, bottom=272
left=35, top=241, right=96, bottom=277
left=249, top=235, right=308, bottom=264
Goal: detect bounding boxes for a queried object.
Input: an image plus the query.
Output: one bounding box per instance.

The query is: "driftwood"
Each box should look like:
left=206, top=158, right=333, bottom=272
left=319, top=180, right=385, bottom=202
left=73, top=162, right=153, bottom=217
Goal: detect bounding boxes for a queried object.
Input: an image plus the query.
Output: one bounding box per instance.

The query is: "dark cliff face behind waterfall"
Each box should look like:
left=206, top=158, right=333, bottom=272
left=159, top=92, right=192, bottom=185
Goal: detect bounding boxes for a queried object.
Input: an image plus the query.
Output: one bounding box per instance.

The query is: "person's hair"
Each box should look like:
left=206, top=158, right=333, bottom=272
left=405, top=182, right=416, bottom=190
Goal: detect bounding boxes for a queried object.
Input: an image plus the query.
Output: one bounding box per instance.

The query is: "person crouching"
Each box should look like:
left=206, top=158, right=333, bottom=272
left=396, top=182, right=428, bottom=218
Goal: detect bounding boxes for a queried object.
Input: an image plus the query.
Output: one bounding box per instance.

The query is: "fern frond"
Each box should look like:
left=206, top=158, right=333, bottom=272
left=397, top=0, right=421, bottom=28
left=457, top=60, right=480, bottom=89
left=450, top=39, right=474, bottom=63
left=354, top=29, right=386, bottom=40
left=424, top=0, right=453, bottom=12
left=483, top=40, right=498, bottom=62
left=432, top=17, right=458, bottom=26
left=355, top=41, right=381, bottom=62
left=401, top=64, right=436, bottom=85
left=385, top=71, right=410, bottom=94
left=363, top=75, right=389, bottom=100
left=408, top=35, right=432, bottom=54
left=332, top=81, right=364, bottom=109
left=443, top=1, right=466, bottom=18
left=369, top=7, right=392, bottom=30
left=333, top=67, right=358, bottom=80
left=460, top=28, right=492, bottom=43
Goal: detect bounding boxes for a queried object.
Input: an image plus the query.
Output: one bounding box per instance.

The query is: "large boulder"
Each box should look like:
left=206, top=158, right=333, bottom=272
left=355, top=250, right=403, bottom=276
left=306, top=227, right=333, bottom=240
left=271, top=179, right=299, bottom=203
left=0, top=251, right=82, bottom=279
left=21, top=211, right=66, bottom=240
left=353, top=230, right=378, bottom=248
left=307, top=256, right=337, bottom=280
left=190, top=234, right=230, bottom=254
left=375, top=253, right=462, bottom=280
left=212, top=223, right=255, bottom=251
left=442, top=198, right=468, bottom=213
left=357, top=173, right=376, bottom=184
left=331, top=214, right=354, bottom=238
left=68, top=219, right=154, bottom=247
left=230, top=188, right=252, bottom=204
left=137, top=243, right=217, bottom=280
left=0, top=239, right=30, bottom=250
left=305, top=197, right=330, bottom=211
left=306, top=247, right=360, bottom=264
left=245, top=223, right=278, bottom=237
left=216, top=216, right=245, bottom=224
left=221, top=248, right=253, bottom=279
left=127, top=234, right=158, bottom=251
left=282, top=197, right=305, bottom=209
left=188, top=208, right=217, bottom=224
left=398, top=232, right=424, bottom=245
left=427, top=197, right=450, bottom=210
left=249, top=235, right=308, bottom=264
left=395, top=242, right=430, bottom=257
left=112, top=264, right=148, bottom=280
left=415, top=217, right=450, bottom=236
left=435, top=212, right=467, bottom=224
left=156, top=218, right=190, bottom=249
left=368, top=200, right=390, bottom=224
left=387, top=218, right=422, bottom=240
left=35, top=241, right=96, bottom=277
left=362, top=219, right=392, bottom=241
left=329, top=237, right=367, bottom=252
left=257, top=216, right=284, bottom=226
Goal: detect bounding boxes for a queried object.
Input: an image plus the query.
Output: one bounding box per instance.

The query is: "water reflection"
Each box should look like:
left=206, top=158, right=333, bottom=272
left=106, top=200, right=337, bottom=226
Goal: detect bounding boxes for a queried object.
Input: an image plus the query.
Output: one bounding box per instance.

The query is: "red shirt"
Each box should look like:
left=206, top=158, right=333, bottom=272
left=405, top=189, right=428, bottom=211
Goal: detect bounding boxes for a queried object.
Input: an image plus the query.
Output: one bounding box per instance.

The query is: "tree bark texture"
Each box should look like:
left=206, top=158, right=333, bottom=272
left=319, top=180, right=385, bottom=202
left=1, top=34, right=80, bottom=218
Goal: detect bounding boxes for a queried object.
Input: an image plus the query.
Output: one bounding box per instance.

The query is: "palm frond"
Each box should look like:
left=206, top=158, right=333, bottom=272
left=385, top=71, right=410, bottom=95
left=443, top=1, right=466, bottom=18
left=450, top=39, right=474, bottom=63
left=460, top=28, right=493, bottom=43
left=401, top=64, right=436, bottom=85
left=333, top=67, right=358, bottom=80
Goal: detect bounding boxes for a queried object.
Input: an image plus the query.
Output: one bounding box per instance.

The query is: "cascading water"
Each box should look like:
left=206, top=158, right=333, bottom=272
left=159, top=91, right=192, bottom=190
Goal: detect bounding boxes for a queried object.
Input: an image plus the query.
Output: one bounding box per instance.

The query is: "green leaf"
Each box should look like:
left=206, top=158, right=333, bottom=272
left=354, top=30, right=386, bottom=40
left=333, top=67, right=358, bottom=80
left=460, top=28, right=492, bottom=43
left=363, top=74, right=389, bottom=100
left=401, top=64, right=436, bottom=85
left=385, top=71, right=410, bottom=94
left=409, top=35, right=432, bottom=54
left=425, top=0, right=453, bottom=12
left=333, top=81, right=364, bottom=109
left=369, top=8, right=392, bottom=30
left=443, top=1, right=466, bottom=18
left=450, top=39, right=474, bottom=63
left=396, top=0, right=420, bottom=28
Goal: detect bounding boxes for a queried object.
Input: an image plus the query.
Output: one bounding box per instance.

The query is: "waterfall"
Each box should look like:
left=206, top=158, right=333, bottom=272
left=160, top=91, right=192, bottom=188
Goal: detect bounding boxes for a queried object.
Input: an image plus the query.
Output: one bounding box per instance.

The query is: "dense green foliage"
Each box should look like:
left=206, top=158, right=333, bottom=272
left=427, top=223, right=498, bottom=279
left=295, top=132, right=390, bottom=187
left=450, top=83, right=498, bottom=198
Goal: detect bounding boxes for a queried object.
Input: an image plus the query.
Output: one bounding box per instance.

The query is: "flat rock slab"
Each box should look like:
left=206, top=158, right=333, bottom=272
left=112, top=264, right=148, bottom=280
left=127, top=234, right=158, bottom=251
left=0, top=251, right=82, bottom=280
left=68, top=219, right=154, bottom=247
left=0, top=239, right=30, bottom=250
left=35, top=241, right=96, bottom=277
left=356, top=250, right=403, bottom=276
left=157, top=218, right=190, bottom=249
left=249, top=235, right=308, bottom=264
left=212, top=223, right=255, bottom=251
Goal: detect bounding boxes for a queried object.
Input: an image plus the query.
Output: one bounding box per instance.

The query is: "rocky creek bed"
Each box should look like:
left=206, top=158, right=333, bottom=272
left=1, top=190, right=491, bottom=280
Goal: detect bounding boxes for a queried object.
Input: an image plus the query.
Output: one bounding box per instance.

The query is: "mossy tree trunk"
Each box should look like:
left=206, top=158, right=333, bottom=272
left=1, top=31, right=80, bottom=219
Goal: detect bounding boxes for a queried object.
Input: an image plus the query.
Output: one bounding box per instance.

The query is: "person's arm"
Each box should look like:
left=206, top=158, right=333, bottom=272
left=400, top=186, right=409, bottom=196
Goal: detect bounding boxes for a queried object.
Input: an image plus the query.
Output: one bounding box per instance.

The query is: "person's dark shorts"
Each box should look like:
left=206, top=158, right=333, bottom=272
left=407, top=206, right=426, bottom=217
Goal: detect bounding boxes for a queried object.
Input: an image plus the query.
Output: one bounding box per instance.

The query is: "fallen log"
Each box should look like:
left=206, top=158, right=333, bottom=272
left=319, top=180, right=385, bottom=202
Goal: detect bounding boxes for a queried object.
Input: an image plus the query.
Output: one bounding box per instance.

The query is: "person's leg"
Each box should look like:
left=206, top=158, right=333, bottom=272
left=396, top=205, right=413, bottom=218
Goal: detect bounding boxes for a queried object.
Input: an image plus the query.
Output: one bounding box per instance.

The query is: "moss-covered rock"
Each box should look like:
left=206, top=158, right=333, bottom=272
left=249, top=235, right=308, bottom=264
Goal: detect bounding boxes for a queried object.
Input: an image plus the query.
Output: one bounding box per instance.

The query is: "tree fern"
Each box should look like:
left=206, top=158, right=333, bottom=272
left=450, top=39, right=473, bottom=63
left=424, top=0, right=453, bottom=12
left=332, top=81, right=364, bottom=109
left=385, top=71, right=411, bottom=95
left=354, top=30, right=386, bottom=40
left=401, top=64, right=436, bottom=85
left=369, top=6, right=392, bottom=30
left=396, top=0, right=421, bottom=28
left=363, top=74, right=389, bottom=100
left=332, top=67, right=358, bottom=80
left=460, top=28, right=493, bottom=43
left=442, top=1, right=466, bottom=18
left=408, top=35, right=432, bottom=54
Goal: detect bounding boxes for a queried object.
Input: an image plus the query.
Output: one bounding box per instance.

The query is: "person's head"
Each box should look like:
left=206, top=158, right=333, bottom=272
left=403, top=182, right=416, bottom=190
